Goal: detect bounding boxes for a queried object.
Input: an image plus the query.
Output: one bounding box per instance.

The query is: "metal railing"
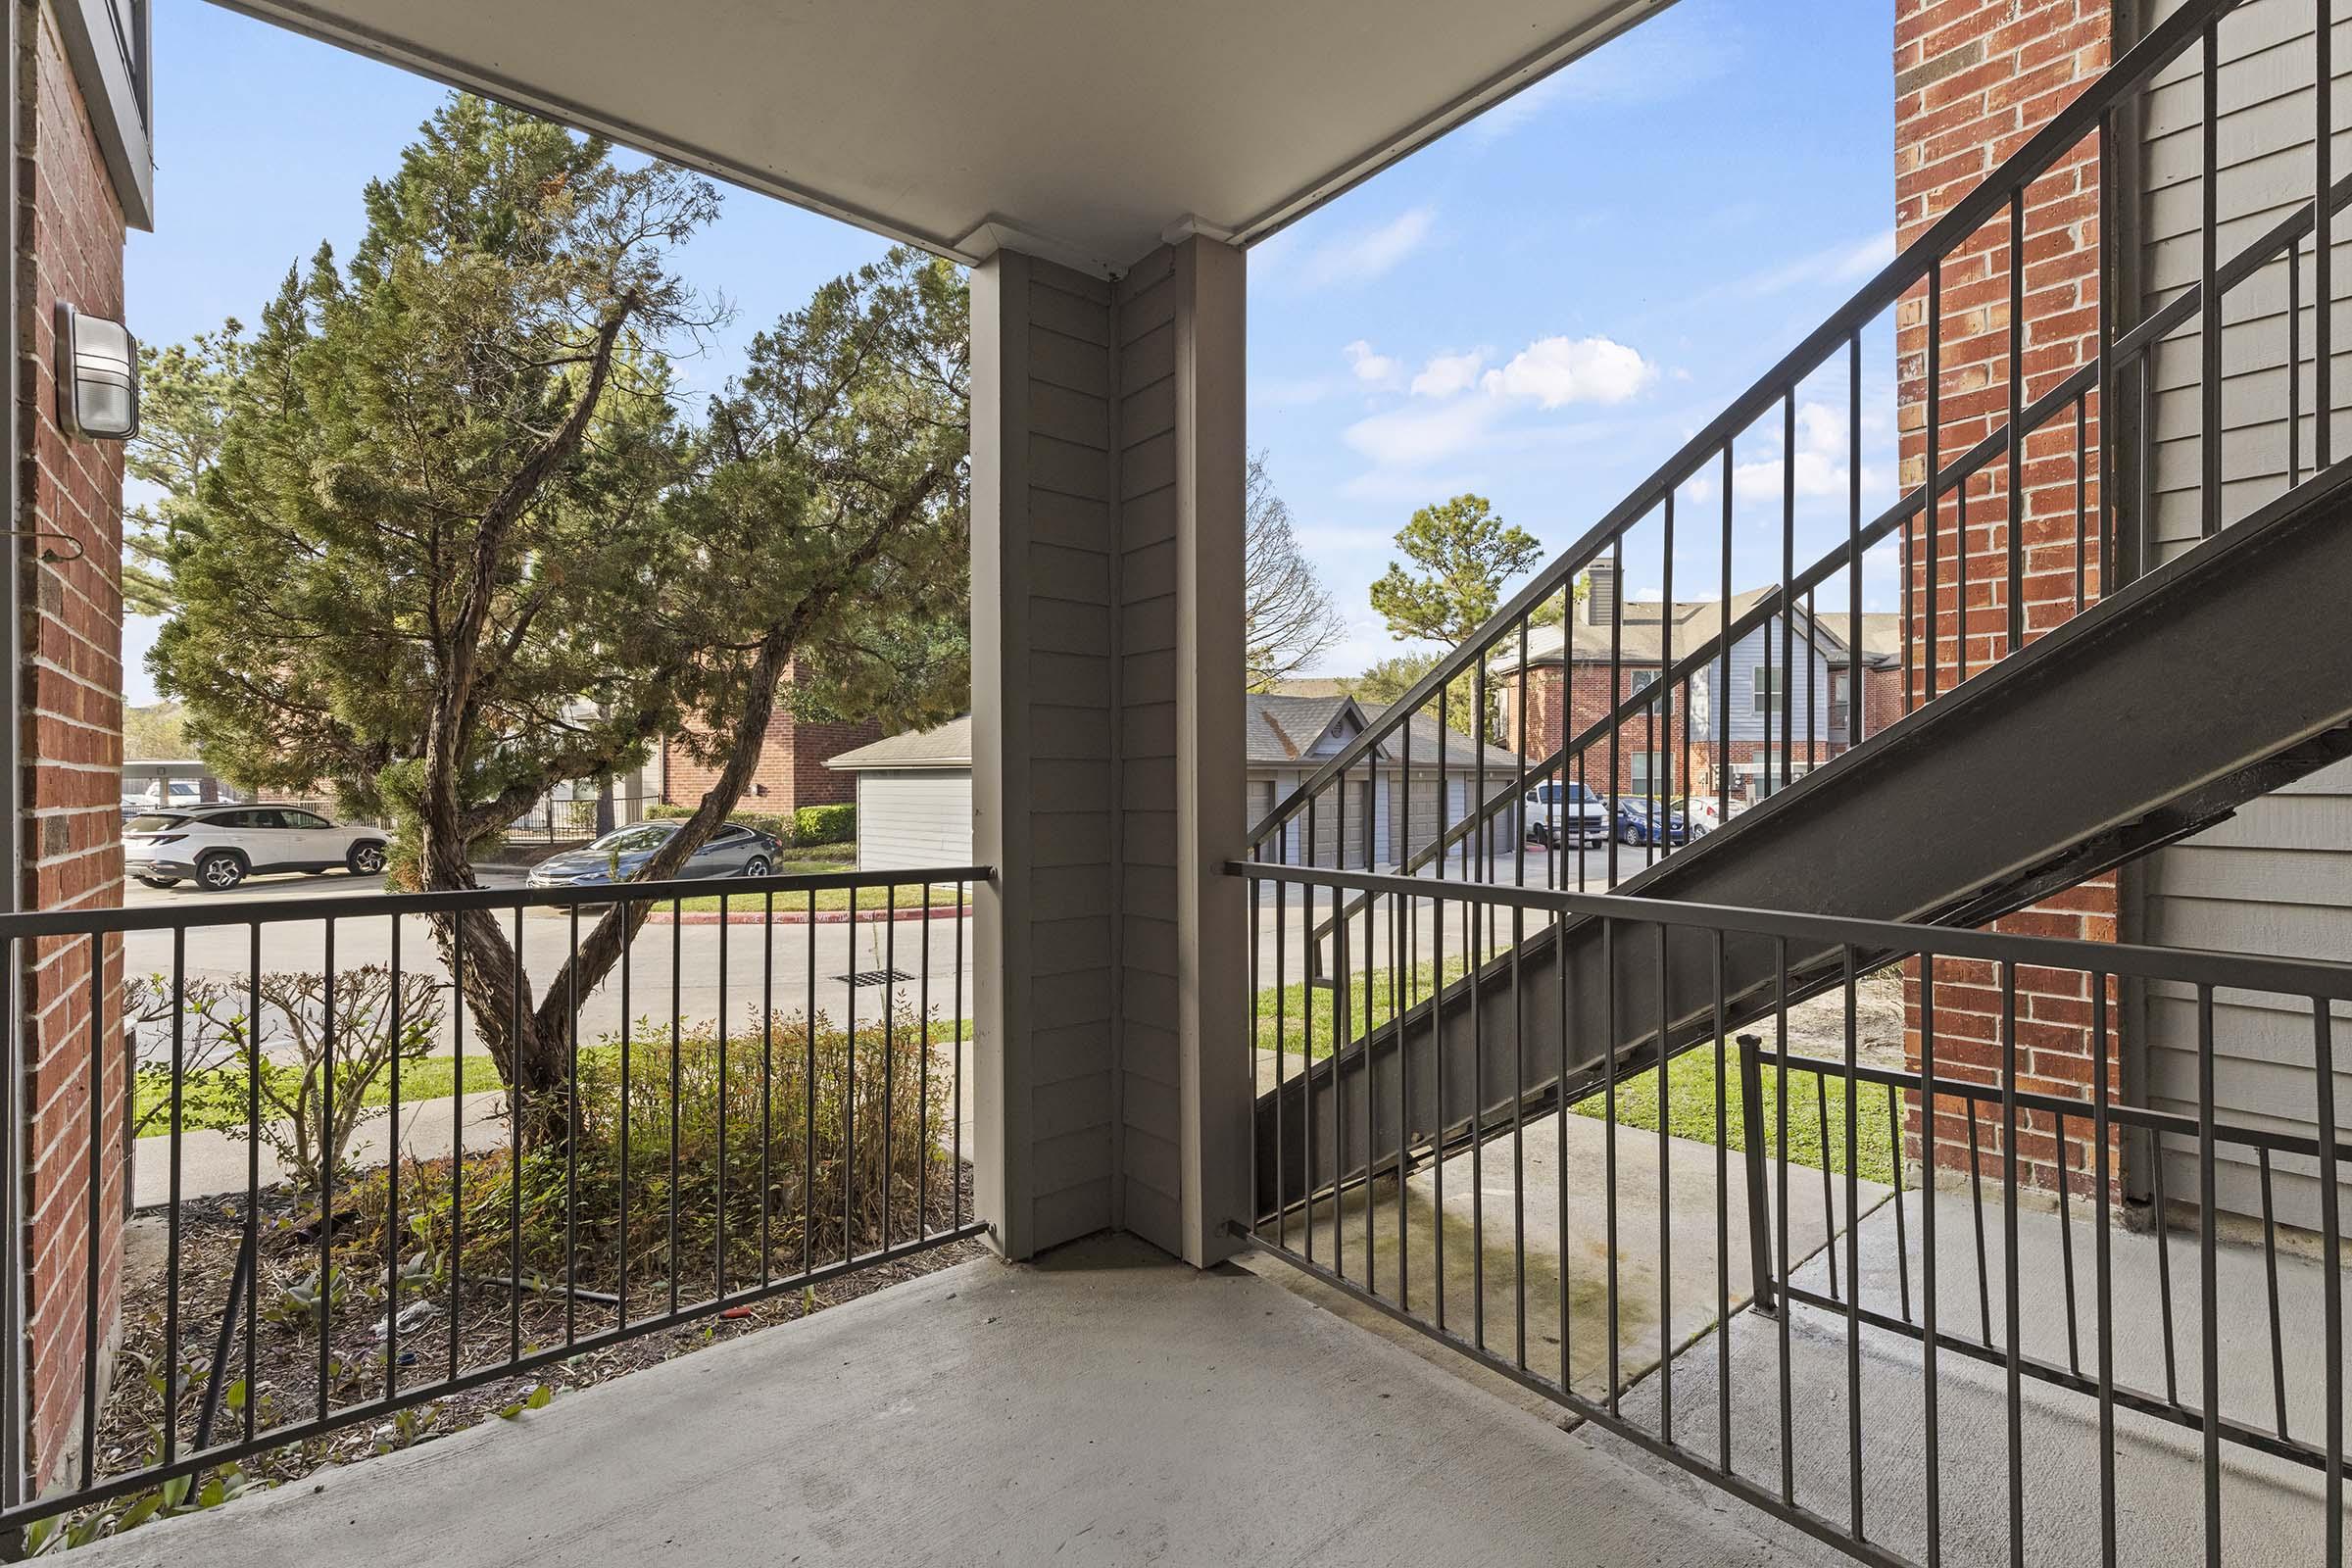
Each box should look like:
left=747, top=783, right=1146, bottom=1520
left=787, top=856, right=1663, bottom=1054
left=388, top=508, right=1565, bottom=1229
left=1253, top=0, right=2330, bottom=923
left=0, top=866, right=985, bottom=1536
left=1231, top=859, right=2352, bottom=1568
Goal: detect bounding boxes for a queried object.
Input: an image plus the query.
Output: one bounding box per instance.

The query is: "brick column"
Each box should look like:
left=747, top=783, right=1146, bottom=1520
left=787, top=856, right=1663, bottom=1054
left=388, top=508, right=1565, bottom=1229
left=15, top=0, right=131, bottom=1493
left=1894, top=0, right=2120, bottom=1197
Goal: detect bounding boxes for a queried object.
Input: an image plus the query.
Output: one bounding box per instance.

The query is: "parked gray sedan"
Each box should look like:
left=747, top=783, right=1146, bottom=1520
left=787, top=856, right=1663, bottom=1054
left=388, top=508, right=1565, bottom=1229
left=524, top=820, right=781, bottom=889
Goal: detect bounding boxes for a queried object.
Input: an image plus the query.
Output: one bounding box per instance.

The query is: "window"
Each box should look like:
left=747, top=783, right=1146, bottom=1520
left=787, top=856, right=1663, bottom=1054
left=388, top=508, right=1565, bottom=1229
left=1629, top=669, right=1658, bottom=696
left=281, top=809, right=331, bottom=830
left=1629, top=753, right=1666, bottom=800
left=1752, top=665, right=1784, bottom=715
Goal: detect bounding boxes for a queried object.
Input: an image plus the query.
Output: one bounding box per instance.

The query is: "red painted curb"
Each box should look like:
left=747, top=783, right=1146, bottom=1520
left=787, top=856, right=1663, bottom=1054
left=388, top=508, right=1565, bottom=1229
left=645, top=903, right=970, bottom=927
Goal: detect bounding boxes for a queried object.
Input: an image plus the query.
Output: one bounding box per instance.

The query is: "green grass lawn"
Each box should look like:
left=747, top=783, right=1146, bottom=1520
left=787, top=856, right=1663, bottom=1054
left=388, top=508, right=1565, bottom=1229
left=1570, top=1047, right=1899, bottom=1186
left=133, top=1019, right=975, bottom=1138
left=659, top=869, right=970, bottom=916
left=1248, top=962, right=1898, bottom=1185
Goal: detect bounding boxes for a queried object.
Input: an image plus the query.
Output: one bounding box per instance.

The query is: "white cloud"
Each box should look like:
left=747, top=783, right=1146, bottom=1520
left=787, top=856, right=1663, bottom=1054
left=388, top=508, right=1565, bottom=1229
left=1343, top=396, right=1502, bottom=469
left=1729, top=400, right=1888, bottom=503
left=1344, top=339, right=1403, bottom=389
left=1411, top=349, right=1487, bottom=399
left=1301, top=208, right=1437, bottom=287
left=1481, top=335, right=1656, bottom=409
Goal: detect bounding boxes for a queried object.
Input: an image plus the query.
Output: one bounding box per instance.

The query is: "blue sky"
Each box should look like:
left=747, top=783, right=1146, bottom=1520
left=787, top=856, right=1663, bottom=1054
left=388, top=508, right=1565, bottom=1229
left=126, top=0, right=1898, bottom=702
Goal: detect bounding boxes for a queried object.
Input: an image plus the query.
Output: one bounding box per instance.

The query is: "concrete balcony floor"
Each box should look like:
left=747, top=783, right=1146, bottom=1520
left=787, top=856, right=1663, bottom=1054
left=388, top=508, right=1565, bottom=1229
left=68, top=1232, right=1819, bottom=1568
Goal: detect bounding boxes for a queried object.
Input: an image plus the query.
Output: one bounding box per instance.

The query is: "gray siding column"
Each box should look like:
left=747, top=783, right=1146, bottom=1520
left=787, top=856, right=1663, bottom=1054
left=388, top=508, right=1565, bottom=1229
left=972, top=235, right=1248, bottom=1266
left=972, top=249, right=1119, bottom=1259
left=1116, top=237, right=1249, bottom=1265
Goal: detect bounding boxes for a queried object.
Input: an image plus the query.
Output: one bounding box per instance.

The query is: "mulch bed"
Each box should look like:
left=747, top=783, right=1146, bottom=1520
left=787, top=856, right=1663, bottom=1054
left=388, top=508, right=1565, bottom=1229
left=75, top=1161, right=985, bottom=1524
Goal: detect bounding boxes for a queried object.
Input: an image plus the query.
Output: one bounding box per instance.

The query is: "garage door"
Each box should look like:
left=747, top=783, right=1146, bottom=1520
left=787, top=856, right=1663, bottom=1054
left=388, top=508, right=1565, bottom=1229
left=856, top=769, right=973, bottom=872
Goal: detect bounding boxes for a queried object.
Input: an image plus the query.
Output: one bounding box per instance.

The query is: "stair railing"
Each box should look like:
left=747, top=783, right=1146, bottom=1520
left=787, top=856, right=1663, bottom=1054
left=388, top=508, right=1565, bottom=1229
left=1255, top=0, right=2339, bottom=976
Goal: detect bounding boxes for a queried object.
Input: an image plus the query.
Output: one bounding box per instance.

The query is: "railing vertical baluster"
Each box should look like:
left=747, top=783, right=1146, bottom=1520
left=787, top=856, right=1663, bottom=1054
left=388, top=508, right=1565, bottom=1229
left=1773, top=938, right=1793, bottom=1504
left=845, top=888, right=858, bottom=1269
left=768, top=890, right=781, bottom=1266
left=1849, top=333, right=1865, bottom=746
left=1602, top=917, right=1620, bottom=1411
left=2315, top=994, right=2342, bottom=1568
left=2000, top=959, right=2024, bottom=1567
left=1432, top=853, right=1446, bottom=1335
left=2075, top=397, right=2089, bottom=615
left=163, top=928, right=183, bottom=1469
left=1555, top=876, right=1570, bottom=1389
left=883, top=884, right=897, bottom=1257
left=1719, top=442, right=1734, bottom=828
left=2094, top=974, right=2118, bottom=1568
left=1842, top=947, right=1863, bottom=1542
left=807, top=890, right=818, bottom=1277
left=2319, top=0, right=2334, bottom=472
left=1966, top=1080, right=1992, bottom=1346
left=2196, top=983, right=2222, bottom=1568
left=512, top=905, right=526, bottom=1354
left=2057, top=1110, right=2081, bottom=1376
left=2257, top=1145, right=2288, bottom=1439
left=385, top=916, right=403, bottom=1399
left=1305, top=795, right=1318, bottom=1269
left=1926, top=257, right=1943, bottom=704
left=1712, top=929, right=1732, bottom=1474
left=568, top=906, right=582, bottom=1339
left=2098, top=112, right=2118, bottom=599
left=619, top=897, right=634, bottom=1328
left=1817, top=1067, right=1838, bottom=1301
left=2292, top=240, right=2304, bottom=489
left=1274, top=874, right=1287, bottom=1253
left=81, top=939, right=101, bottom=1489
left=445, top=918, right=461, bottom=1385
left=954, top=881, right=965, bottom=1233
left=2008, top=190, right=2027, bottom=655
left=1655, top=921, right=1672, bottom=1442
left=1781, top=391, right=1796, bottom=793
left=670, top=899, right=683, bottom=1313
left=319, top=921, right=338, bottom=1417
left=1956, top=482, right=1971, bottom=686
left=2201, top=23, right=2223, bottom=542
left=1888, top=1079, right=1911, bottom=1321
left=245, top=923, right=261, bottom=1446
left=1920, top=958, right=1943, bottom=1568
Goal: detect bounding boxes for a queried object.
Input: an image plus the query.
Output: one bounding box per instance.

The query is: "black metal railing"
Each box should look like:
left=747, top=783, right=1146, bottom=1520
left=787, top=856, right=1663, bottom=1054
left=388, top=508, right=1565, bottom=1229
left=0, top=866, right=985, bottom=1538
left=1231, top=859, right=2352, bottom=1568
left=1253, top=0, right=2328, bottom=924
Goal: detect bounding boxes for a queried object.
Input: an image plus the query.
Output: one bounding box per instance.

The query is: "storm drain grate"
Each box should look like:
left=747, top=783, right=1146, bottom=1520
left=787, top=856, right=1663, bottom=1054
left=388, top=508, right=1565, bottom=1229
left=838, top=968, right=912, bottom=988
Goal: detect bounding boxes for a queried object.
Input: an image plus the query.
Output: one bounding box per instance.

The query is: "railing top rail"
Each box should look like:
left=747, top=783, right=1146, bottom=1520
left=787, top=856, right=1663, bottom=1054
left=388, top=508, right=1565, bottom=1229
left=0, top=865, right=995, bottom=939
left=1250, top=0, right=2245, bottom=845
left=1228, top=858, right=2352, bottom=1001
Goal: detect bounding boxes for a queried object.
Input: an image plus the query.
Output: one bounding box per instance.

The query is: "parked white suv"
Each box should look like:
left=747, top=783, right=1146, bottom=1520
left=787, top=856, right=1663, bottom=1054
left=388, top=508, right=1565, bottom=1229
left=124, top=805, right=389, bottom=892
left=1523, top=780, right=1611, bottom=850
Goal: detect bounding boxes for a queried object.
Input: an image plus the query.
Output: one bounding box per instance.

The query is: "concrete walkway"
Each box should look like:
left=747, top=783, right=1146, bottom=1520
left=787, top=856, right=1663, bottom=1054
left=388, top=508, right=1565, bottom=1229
left=1252, top=1103, right=1890, bottom=1405
left=132, top=1090, right=514, bottom=1208
left=1602, top=1183, right=2351, bottom=1566
left=68, top=1234, right=1822, bottom=1568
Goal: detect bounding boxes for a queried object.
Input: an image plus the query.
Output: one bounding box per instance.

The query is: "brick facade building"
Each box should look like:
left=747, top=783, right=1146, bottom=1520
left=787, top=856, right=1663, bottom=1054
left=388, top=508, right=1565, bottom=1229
left=1895, top=0, right=2117, bottom=1195
left=658, top=669, right=878, bottom=816
left=10, top=0, right=149, bottom=1496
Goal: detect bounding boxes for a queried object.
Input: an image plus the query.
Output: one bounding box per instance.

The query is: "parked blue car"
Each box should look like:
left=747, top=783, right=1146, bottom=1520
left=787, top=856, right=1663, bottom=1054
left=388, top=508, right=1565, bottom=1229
left=1611, top=798, right=1690, bottom=847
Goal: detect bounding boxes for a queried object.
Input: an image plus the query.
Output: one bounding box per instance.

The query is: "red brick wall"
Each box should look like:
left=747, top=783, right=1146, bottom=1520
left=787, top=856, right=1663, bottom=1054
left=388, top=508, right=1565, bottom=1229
left=661, top=673, right=878, bottom=815
left=17, top=0, right=132, bottom=1492
left=1895, top=0, right=2117, bottom=1196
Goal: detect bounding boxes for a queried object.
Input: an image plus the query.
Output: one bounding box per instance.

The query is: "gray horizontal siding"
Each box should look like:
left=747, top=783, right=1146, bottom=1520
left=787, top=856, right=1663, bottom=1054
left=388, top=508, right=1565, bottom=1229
left=2137, top=0, right=2352, bottom=1228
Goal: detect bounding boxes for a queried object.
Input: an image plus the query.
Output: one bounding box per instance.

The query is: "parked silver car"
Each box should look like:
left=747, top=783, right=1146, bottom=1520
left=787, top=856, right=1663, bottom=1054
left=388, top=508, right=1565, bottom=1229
left=524, top=820, right=781, bottom=889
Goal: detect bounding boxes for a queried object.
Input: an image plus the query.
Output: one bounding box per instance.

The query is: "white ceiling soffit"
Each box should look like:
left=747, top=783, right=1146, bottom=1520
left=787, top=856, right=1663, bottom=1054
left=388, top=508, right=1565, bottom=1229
left=217, top=0, right=1673, bottom=276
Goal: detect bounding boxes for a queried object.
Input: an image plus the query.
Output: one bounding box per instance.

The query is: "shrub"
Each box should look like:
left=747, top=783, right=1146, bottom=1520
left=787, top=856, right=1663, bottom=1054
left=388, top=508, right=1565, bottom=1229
left=356, top=1006, right=946, bottom=1299
left=793, top=803, right=855, bottom=846
left=182, top=967, right=446, bottom=1197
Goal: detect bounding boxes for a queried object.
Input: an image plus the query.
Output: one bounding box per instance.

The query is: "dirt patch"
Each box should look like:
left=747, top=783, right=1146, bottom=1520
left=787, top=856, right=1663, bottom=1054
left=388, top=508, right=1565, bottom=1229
left=79, top=1161, right=984, bottom=1520
left=1778, top=966, right=1906, bottom=1070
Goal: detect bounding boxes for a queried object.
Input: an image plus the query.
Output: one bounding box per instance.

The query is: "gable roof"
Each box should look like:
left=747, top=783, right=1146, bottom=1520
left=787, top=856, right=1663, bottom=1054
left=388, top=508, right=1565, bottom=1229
left=1487, top=586, right=1873, bottom=675
left=828, top=698, right=1523, bottom=774
left=827, top=716, right=973, bottom=770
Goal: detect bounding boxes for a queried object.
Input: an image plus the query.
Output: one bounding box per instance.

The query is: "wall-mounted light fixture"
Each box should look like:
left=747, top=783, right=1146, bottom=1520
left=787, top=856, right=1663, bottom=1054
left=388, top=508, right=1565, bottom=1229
left=55, top=303, right=138, bottom=441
